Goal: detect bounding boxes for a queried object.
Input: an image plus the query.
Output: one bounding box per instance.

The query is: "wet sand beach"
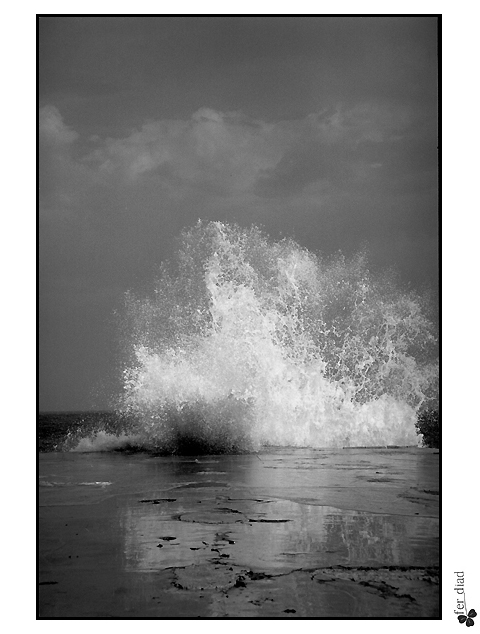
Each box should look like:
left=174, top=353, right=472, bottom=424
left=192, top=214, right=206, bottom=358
left=39, top=447, right=439, bottom=618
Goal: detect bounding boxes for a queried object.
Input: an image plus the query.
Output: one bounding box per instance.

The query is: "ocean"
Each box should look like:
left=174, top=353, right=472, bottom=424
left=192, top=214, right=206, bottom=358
left=39, top=222, right=439, bottom=617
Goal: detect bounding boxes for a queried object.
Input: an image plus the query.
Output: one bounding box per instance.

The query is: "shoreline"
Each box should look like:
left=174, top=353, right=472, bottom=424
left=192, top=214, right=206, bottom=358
left=39, top=447, right=439, bottom=618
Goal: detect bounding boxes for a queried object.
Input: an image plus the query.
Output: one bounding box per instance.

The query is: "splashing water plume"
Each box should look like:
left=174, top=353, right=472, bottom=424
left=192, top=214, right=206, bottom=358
left=76, top=221, right=438, bottom=453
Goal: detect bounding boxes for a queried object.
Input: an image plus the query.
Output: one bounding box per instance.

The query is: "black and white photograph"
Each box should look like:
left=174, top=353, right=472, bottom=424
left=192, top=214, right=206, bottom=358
left=38, top=14, right=441, bottom=619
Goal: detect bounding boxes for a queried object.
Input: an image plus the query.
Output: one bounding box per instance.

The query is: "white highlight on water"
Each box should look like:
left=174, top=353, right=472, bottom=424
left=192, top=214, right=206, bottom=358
left=77, top=221, right=438, bottom=452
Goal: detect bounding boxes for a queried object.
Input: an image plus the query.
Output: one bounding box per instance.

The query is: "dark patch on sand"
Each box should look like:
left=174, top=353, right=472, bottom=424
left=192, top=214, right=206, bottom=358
left=139, top=498, right=177, bottom=504
left=248, top=518, right=292, bottom=523
left=216, top=507, right=242, bottom=514
left=246, top=570, right=273, bottom=580
left=215, top=532, right=235, bottom=544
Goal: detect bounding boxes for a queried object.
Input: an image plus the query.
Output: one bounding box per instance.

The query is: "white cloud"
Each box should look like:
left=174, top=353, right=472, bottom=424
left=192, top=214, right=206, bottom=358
left=39, top=105, right=79, bottom=145
left=39, top=102, right=414, bottom=225
left=83, top=104, right=411, bottom=199
left=87, top=108, right=287, bottom=196
left=39, top=106, right=97, bottom=221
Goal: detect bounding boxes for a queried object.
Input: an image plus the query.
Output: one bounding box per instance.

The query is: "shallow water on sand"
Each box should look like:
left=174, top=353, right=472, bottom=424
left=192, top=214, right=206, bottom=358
left=39, top=447, right=439, bottom=618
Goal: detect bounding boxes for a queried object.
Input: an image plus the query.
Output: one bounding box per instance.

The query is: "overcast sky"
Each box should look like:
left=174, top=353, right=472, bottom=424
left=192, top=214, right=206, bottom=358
left=39, top=16, right=438, bottom=411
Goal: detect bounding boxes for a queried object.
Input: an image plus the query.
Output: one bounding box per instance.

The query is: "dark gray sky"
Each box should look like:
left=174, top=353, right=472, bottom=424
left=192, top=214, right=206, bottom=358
left=39, top=16, right=438, bottom=411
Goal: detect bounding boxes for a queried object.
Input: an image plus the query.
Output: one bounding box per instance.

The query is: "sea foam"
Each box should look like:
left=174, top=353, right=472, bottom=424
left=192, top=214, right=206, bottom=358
left=75, top=221, right=438, bottom=453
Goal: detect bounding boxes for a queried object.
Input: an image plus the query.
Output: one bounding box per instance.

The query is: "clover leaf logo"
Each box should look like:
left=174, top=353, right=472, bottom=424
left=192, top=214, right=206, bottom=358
left=458, top=609, right=477, bottom=627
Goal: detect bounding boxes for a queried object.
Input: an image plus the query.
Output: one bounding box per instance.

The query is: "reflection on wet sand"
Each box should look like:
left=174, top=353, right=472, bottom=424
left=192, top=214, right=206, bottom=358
left=121, top=496, right=438, bottom=573
left=39, top=448, right=439, bottom=617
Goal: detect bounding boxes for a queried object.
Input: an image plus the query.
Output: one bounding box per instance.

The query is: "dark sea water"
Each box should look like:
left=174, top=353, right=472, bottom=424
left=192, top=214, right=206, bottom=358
left=38, top=412, right=120, bottom=452
left=38, top=410, right=430, bottom=455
